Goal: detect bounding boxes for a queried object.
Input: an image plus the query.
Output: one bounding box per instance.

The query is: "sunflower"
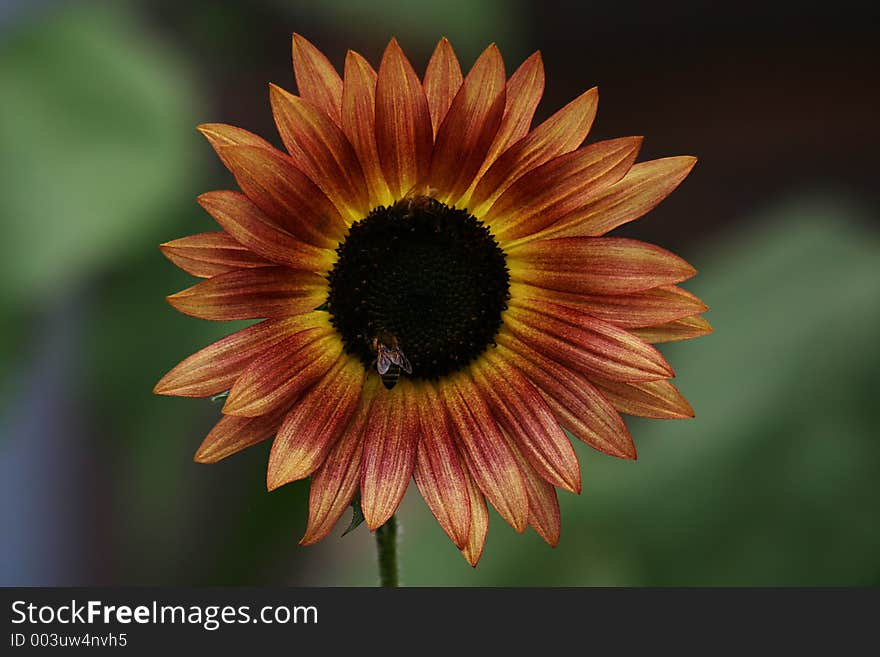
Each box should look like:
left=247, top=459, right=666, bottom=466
left=155, top=35, right=710, bottom=566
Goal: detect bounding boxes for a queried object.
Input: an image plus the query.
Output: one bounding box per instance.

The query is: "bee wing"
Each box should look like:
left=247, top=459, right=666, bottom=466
left=376, top=348, right=393, bottom=375
left=392, top=349, right=413, bottom=374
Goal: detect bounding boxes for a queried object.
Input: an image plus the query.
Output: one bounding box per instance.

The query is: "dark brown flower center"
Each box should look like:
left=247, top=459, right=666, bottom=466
left=326, top=196, right=510, bottom=381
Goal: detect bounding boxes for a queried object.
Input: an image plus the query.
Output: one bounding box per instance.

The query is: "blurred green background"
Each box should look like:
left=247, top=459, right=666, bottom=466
left=1, top=0, right=877, bottom=586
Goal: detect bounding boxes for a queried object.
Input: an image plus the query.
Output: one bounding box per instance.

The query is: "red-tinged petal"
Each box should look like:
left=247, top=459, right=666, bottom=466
left=413, top=382, right=471, bottom=549
left=360, top=379, right=420, bottom=530
left=160, top=232, right=272, bottom=278
left=300, top=378, right=379, bottom=546
left=166, top=267, right=326, bottom=321
left=460, top=465, right=489, bottom=567
left=198, top=125, right=344, bottom=246
left=197, top=191, right=333, bottom=273
left=153, top=315, right=316, bottom=398
left=197, top=123, right=275, bottom=167
left=194, top=407, right=287, bottom=464
left=429, top=44, right=506, bottom=204
left=291, top=34, right=343, bottom=125
left=505, top=300, right=674, bottom=382
left=423, top=38, right=463, bottom=137
left=375, top=39, right=434, bottom=199
left=199, top=127, right=345, bottom=253
left=470, top=87, right=598, bottom=214
left=215, top=145, right=346, bottom=249
left=472, top=355, right=581, bottom=493
left=495, top=332, right=636, bottom=459
left=486, top=137, right=642, bottom=242
left=591, top=376, right=694, bottom=419
left=503, top=433, right=561, bottom=547
left=269, top=84, right=370, bottom=219
left=509, top=282, right=707, bottom=329
left=223, top=323, right=340, bottom=417
left=441, top=374, right=529, bottom=533
left=508, top=237, right=696, bottom=295
left=267, top=356, right=365, bottom=490
left=479, top=52, right=545, bottom=175
left=342, top=51, right=393, bottom=207
left=522, top=156, right=698, bottom=242
left=631, top=314, right=713, bottom=344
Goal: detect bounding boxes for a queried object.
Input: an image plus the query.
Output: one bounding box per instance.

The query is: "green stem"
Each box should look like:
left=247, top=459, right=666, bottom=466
left=375, top=515, right=399, bottom=587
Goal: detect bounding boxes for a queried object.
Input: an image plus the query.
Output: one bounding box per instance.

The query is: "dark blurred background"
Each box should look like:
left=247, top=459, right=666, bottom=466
left=1, top=0, right=878, bottom=586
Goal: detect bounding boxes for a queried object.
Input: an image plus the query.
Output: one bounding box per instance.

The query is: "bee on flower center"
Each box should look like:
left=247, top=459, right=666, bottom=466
left=371, top=329, right=412, bottom=390
left=399, top=192, right=438, bottom=220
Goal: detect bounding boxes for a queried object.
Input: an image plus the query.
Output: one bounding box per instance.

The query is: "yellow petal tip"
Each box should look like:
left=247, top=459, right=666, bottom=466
left=266, top=474, right=286, bottom=492
left=220, top=396, right=240, bottom=415
left=298, top=534, right=317, bottom=547
left=196, top=123, right=221, bottom=138
left=193, top=450, right=215, bottom=464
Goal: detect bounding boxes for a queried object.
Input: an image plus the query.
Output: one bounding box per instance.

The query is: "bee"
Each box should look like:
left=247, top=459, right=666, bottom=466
left=397, top=190, right=438, bottom=220
left=372, top=330, right=412, bottom=390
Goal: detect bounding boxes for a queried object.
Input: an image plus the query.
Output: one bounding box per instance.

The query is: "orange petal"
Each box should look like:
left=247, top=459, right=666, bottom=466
left=423, top=37, right=463, bottom=137
left=215, top=145, right=346, bottom=248
left=160, top=232, right=272, bottom=278
left=153, top=315, right=315, bottom=398
left=429, top=44, right=506, bottom=205
left=194, top=407, right=287, bottom=464
left=300, top=378, right=379, bottom=546
left=267, top=356, right=365, bottom=490
left=197, top=123, right=275, bottom=163
left=291, top=34, right=343, bottom=125
left=269, top=84, right=370, bottom=219
left=509, top=283, right=707, bottom=328
left=413, top=383, right=471, bottom=549
left=524, top=156, right=697, bottom=242
left=197, top=191, right=333, bottom=272
left=496, top=331, right=635, bottom=459
left=459, top=464, right=489, bottom=567
left=375, top=39, right=433, bottom=199
left=486, top=137, right=642, bottom=242
left=442, top=375, right=529, bottom=533
left=166, top=267, right=326, bottom=321
left=503, top=432, right=561, bottom=547
left=199, top=126, right=345, bottom=252
left=342, top=51, right=392, bottom=207
left=478, top=51, right=545, bottom=176
left=469, top=87, right=598, bottom=213
left=360, top=380, right=420, bottom=530
left=591, top=377, right=694, bottom=419
left=222, top=325, right=340, bottom=417
left=505, top=299, right=674, bottom=383
left=199, top=124, right=346, bottom=247
left=508, top=237, right=696, bottom=295
left=631, top=314, right=713, bottom=344
left=361, top=380, right=419, bottom=530
left=473, top=355, right=581, bottom=493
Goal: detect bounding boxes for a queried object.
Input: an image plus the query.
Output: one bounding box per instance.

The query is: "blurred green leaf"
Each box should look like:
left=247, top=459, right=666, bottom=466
left=0, top=3, right=201, bottom=311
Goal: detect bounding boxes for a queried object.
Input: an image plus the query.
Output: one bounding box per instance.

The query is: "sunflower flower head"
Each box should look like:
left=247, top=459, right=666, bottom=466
left=155, top=35, right=710, bottom=566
